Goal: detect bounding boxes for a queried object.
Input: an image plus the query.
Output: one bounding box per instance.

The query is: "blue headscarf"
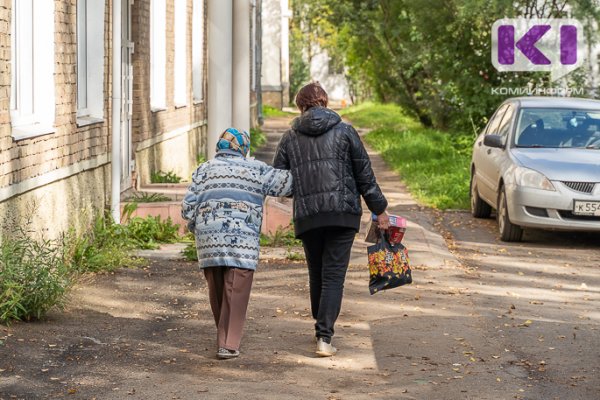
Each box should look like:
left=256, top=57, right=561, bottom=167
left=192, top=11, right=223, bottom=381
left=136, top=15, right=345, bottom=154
left=216, top=128, right=251, bottom=157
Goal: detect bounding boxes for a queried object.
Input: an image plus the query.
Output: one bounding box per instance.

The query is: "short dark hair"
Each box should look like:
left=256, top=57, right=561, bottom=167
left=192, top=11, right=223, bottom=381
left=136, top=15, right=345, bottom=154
left=295, top=82, right=328, bottom=113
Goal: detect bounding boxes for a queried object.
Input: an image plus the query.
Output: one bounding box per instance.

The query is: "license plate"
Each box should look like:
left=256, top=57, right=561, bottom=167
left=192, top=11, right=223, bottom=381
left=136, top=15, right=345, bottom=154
left=573, top=200, right=600, bottom=216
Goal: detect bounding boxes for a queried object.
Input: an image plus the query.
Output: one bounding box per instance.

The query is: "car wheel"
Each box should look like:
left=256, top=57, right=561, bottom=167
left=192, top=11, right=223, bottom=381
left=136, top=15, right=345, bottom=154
left=497, top=186, right=523, bottom=242
left=470, top=174, right=492, bottom=218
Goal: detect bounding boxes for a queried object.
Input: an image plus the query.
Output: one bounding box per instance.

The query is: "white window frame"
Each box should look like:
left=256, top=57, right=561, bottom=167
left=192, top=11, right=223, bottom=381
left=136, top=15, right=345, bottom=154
left=192, top=0, right=204, bottom=103
left=10, top=0, right=56, bottom=140
left=77, top=0, right=105, bottom=125
left=150, top=0, right=167, bottom=111
left=173, top=0, right=188, bottom=107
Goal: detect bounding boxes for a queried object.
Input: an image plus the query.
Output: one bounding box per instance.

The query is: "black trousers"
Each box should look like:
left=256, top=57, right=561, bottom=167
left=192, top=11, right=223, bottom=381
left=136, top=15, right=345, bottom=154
left=300, top=226, right=356, bottom=342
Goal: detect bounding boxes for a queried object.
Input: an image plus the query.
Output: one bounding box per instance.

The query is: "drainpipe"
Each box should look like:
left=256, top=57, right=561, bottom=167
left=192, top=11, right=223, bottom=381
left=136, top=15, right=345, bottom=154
left=256, top=0, right=263, bottom=125
left=281, top=0, right=291, bottom=107
left=111, top=0, right=122, bottom=223
left=207, top=0, right=233, bottom=158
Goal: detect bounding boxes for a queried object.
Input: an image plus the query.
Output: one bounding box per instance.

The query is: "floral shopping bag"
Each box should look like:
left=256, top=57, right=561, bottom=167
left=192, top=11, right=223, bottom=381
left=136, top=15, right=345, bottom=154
left=367, top=231, right=412, bottom=295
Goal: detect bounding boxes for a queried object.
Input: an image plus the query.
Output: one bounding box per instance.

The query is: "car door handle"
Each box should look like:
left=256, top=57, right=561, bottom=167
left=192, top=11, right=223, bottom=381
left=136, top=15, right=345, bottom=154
left=487, top=149, right=492, bottom=155
left=478, top=141, right=483, bottom=147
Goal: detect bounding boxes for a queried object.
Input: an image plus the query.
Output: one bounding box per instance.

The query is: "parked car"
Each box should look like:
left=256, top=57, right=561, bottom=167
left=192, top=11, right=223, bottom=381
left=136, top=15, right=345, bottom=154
left=470, top=96, right=600, bottom=241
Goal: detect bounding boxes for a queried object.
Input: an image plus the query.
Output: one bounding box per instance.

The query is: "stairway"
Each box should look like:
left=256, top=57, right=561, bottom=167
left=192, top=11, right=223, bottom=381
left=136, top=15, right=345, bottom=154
left=252, top=116, right=295, bottom=234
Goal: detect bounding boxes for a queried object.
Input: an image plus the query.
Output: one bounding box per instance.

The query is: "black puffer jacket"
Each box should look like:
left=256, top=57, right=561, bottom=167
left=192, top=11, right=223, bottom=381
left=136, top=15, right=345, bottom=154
left=273, top=107, right=388, bottom=237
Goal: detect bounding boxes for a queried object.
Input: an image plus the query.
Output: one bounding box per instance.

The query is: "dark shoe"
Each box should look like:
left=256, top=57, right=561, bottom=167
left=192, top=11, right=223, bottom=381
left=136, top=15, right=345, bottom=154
left=217, top=347, right=240, bottom=359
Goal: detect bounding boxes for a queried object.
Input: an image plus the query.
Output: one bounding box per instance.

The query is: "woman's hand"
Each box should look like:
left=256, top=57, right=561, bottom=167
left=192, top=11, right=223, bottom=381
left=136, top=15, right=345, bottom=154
left=376, top=212, right=390, bottom=230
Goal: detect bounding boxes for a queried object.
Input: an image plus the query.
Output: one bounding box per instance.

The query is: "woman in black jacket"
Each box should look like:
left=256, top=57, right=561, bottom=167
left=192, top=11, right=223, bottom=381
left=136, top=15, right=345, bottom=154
left=273, top=82, right=389, bottom=357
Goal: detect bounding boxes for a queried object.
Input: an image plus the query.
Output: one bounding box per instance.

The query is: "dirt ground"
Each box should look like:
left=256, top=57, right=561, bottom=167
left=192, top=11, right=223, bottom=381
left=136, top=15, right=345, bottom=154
left=2, top=215, right=598, bottom=400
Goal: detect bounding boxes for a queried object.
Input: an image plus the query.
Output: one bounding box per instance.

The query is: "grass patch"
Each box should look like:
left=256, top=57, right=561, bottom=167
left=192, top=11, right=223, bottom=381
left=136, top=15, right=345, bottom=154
left=260, top=227, right=301, bottom=247
left=344, top=103, right=472, bottom=210
left=196, top=154, right=207, bottom=165
left=64, top=213, right=143, bottom=274
left=151, top=170, right=183, bottom=184
left=124, top=192, right=171, bottom=203
left=285, top=248, right=305, bottom=261
left=263, top=105, right=295, bottom=118
left=250, top=127, right=267, bottom=154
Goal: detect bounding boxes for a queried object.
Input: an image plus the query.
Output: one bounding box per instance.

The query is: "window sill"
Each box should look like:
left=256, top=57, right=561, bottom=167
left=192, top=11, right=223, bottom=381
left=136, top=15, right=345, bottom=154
left=175, top=103, right=187, bottom=109
left=193, top=100, right=204, bottom=105
left=12, top=125, right=56, bottom=141
left=77, top=116, right=105, bottom=127
left=151, top=107, right=167, bottom=113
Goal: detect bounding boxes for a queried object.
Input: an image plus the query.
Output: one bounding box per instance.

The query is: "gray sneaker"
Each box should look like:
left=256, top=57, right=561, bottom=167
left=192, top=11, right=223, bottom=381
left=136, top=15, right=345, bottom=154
left=316, top=338, right=337, bottom=357
left=217, top=347, right=240, bottom=359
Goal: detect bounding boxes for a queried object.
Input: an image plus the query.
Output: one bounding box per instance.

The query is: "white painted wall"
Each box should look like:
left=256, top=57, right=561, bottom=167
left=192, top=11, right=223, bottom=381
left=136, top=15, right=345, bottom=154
left=261, top=0, right=282, bottom=89
left=310, top=45, right=351, bottom=103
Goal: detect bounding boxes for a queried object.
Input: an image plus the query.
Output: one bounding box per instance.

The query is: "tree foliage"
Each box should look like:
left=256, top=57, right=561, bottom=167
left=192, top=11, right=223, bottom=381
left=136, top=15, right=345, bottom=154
left=293, top=0, right=600, bottom=132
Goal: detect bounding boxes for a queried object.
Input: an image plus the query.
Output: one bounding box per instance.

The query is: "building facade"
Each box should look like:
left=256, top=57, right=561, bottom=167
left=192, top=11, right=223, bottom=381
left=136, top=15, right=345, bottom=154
left=0, top=0, right=259, bottom=238
left=261, top=0, right=290, bottom=109
left=309, top=44, right=352, bottom=106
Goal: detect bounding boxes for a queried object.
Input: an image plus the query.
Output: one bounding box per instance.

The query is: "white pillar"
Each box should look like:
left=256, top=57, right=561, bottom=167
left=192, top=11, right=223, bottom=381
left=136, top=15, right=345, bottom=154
left=281, top=0, right=291, bottom=106
left=111, top=0, right=122, bottom=223
left=233, top=0, right=251, bottom=134
left=207, top=0, right=233, bottom=158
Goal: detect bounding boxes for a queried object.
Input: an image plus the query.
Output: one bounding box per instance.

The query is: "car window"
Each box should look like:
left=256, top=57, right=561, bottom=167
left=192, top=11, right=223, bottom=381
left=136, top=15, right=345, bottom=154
left=515, top=107, right=600, bottom=148
left=485, top=104, right=509, bottom=135
left=497, top=104, right=515, bottom=137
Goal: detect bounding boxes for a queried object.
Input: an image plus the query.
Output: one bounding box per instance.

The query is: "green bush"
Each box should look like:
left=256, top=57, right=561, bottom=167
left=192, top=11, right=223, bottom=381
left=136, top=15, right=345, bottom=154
left=0, top=231, right=74, bottom=323
left=260, top=227, right=302, bottom=247
left=64, top=211, right=142, bottom=273
left=250, top=127, right=267, bottom=153
left=182, top=241, right=198, bottom=261
left=150, top=170, right=183, bottom=184
left=126, top=215, right=180, bottom=249
left=124, top=192, right=171, bottom=203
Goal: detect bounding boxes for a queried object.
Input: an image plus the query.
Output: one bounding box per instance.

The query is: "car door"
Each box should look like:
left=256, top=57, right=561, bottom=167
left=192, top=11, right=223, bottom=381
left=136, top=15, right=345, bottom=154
left=475, top=104, right=508, bottom=203
left=486, top=103, right=516, bottom=198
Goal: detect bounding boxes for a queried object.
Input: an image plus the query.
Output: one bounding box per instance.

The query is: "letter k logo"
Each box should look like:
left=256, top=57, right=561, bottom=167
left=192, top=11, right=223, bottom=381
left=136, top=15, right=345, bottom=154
left=499, top=25, right=551, bottom=65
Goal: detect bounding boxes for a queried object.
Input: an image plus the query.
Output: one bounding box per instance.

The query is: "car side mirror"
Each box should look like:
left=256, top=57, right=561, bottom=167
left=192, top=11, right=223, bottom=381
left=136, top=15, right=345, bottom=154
left=483, top=134, right=505, bottom=149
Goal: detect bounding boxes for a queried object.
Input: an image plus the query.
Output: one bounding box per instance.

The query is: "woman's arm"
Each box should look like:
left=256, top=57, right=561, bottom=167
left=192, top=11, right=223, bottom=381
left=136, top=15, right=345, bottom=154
left=261, top=164, right=293, bottom=197
left=273, top=131, right=291, bottom=170
left=181, top=165, right=206, bottom=232
left=347, top=125, right=388, bottom=215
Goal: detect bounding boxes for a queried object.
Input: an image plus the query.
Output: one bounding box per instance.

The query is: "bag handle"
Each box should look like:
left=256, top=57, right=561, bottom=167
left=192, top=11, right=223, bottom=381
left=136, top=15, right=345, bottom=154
left=378, top=229, right=400, bottom=251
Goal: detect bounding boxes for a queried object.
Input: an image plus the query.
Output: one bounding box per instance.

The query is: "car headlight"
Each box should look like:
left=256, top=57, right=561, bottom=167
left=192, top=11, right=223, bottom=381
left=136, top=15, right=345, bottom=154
left=514, top=167, right=555, bottom=191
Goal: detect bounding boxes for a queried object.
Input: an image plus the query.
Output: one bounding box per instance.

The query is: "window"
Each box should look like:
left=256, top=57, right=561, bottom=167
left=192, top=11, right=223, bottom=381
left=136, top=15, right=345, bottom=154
left=485, top=104, right=508, bottom=135
left=77, top=0, right=105, bottom=123
left=151, top=0, right=166, bottom=110
left=174, top=0, right=188, bottom=107
left=497, top=104, right=515, bottom=137
left=10, top=0, right=56, bottom=139
left=192, top=0, right=204, bottom=102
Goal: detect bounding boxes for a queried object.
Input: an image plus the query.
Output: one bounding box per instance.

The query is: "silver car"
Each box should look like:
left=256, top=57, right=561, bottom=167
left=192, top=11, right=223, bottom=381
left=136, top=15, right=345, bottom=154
left=470, top=96, right=600, bottom=242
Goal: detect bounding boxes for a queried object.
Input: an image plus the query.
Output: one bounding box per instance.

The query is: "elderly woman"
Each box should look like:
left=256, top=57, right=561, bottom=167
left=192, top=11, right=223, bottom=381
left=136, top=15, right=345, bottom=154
left=182, top=128, right=293, bottom=359
left=274, top=83, right=389, bottom=357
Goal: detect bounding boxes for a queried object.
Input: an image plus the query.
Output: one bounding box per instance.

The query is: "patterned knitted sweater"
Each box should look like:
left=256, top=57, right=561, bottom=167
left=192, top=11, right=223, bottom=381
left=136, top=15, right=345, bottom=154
left=181, top=151, right=293, bottom=270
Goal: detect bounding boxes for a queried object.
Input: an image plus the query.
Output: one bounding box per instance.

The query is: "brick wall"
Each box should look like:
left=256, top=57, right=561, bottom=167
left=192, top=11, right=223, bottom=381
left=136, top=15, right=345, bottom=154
left=0, top=0, right=111, bottom=193
left=131, top=0, right=207, bottom=154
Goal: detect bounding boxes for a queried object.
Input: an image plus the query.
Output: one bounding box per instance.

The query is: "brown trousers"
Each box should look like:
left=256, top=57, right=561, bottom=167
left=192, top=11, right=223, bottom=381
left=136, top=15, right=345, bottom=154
left=203, top=267, right=254, bottom=351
